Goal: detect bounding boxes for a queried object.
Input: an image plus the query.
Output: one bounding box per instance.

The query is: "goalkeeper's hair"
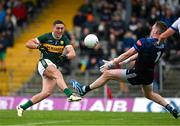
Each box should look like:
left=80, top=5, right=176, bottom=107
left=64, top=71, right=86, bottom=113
left=53, top=20, right=65, bottom=26
left=155, top=21, right=168, bottom=34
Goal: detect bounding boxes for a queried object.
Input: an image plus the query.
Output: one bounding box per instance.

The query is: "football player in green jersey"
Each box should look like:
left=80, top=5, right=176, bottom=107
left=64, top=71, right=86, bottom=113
left=16, top=20, right=81, bottom=117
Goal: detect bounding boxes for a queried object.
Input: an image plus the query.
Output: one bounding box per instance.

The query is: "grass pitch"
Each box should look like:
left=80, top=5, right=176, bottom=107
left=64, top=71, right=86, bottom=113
left=0, top=110, right=179, bottom=126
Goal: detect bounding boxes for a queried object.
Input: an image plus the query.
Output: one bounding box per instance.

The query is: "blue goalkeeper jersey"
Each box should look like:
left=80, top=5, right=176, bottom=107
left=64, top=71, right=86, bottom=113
left=133, top=37, right=165, bottom=76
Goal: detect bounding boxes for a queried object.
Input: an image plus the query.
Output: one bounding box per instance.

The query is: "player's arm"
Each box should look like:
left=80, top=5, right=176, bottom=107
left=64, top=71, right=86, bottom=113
left=58, top=45, right=76, bottom=63
left=129, top=53, right=138, bottom=61
left=113, top=47, right=137, bottom=64
left=26, top=38, right=41, bottom=49
left=113, top=52, right=138, bottom=69
left=26, top=38, right=48, bottom=53
left=63, top=45, right=76, bottom=60
left=158, top=18, right=180, bottom=44
left=159, top=28, right=176, bottom=42
left=121, top=53, right=138, bottom=64
left=100, top=47, right=137, bottom=72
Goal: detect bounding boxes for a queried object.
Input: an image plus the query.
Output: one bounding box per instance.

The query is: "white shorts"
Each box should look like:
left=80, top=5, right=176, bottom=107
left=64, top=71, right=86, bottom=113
left=38, top=59, right=57, bottom=77
left=119, top=69, right=128, bottom=80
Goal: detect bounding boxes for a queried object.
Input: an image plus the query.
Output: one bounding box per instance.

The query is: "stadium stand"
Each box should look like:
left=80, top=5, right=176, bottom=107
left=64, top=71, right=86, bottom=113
left=0, top=0, right=50, bottom=95
left=0, top=0, right=84, bottom=96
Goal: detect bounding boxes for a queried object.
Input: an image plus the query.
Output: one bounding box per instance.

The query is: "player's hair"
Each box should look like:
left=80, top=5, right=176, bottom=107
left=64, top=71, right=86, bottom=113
left=155, top=21, right=167, bottom=34
left=53, top=20, right=65, bottom=26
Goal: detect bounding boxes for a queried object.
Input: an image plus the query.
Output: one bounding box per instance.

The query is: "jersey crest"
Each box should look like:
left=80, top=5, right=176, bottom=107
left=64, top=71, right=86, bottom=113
left=60, top=41, right=64, bottom=45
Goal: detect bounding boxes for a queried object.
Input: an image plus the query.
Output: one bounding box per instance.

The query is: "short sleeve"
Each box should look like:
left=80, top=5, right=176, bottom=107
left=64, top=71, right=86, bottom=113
left=170, top=18, right=180, bottom=32
left=133, top=39, right=143, bottom=52
left=37, top=33, right=48, bottom=43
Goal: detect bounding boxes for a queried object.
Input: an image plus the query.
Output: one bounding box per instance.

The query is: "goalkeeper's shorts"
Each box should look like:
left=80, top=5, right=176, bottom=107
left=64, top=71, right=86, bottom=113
left=126, top=68, right=153, bottom=85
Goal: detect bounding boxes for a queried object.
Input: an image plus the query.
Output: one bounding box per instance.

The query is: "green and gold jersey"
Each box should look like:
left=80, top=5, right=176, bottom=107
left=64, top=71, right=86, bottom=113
left=37, top=32, right=70, bottom=66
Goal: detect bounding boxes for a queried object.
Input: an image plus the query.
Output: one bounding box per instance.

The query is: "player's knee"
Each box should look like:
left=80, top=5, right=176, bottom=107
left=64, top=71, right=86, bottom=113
left=51, top=72, right=59, bottom=79
left=53, top=71, right=62, bottom=79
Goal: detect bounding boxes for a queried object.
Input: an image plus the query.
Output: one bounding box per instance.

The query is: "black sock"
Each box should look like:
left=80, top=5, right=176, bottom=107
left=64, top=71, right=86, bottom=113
left=85, top=85, right=91, bottom=93
left=165, top=104, right=173, bottom=112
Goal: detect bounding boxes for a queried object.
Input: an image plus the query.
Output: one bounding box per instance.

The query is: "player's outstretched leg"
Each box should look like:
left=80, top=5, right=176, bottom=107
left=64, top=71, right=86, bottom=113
left=67, top=93, right=82, bottom=102
left=70, top=79, right=86, bottom=96
left=16, top=105, right=24, bottom=117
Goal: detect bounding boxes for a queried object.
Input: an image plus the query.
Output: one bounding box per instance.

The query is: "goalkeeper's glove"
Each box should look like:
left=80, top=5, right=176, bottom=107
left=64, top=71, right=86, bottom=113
left=37, top=45, right=48, bottom=54
left=99, top=60, right=115, bottom=73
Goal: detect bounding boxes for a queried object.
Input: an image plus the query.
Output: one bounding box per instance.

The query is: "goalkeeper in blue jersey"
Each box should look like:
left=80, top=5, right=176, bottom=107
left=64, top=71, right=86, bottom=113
left=71, top=21, right=180, bottom=119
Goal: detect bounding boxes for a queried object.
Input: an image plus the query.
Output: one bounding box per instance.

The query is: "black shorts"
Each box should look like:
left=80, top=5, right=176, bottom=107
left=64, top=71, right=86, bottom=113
left=126, top=69, right=153, bottom=85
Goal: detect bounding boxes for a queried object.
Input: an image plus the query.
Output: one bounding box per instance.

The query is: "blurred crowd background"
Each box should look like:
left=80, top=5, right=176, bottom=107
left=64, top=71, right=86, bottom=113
left=72, top=0, right=180, bottom=72
left=0, top=0, right=49, bottom=72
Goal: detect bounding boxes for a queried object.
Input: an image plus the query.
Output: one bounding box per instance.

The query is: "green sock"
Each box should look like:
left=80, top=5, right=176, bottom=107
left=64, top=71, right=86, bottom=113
left=20, top=100, right=33, bottom=110
left=63, top=88, right=73, bottom=97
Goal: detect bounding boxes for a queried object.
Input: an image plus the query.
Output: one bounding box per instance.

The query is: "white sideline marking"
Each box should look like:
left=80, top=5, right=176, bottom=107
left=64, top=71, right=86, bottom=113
left=0, top=120, right=71, bottom=126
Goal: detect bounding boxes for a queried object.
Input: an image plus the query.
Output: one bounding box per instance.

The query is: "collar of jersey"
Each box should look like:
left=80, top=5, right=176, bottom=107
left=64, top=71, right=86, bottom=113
left=52, top=32, right=62, bottom=40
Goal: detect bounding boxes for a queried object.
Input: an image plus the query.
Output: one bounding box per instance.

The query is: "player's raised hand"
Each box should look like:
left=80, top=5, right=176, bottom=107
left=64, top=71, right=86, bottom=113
left=99, top=60, right=114, bottom=73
